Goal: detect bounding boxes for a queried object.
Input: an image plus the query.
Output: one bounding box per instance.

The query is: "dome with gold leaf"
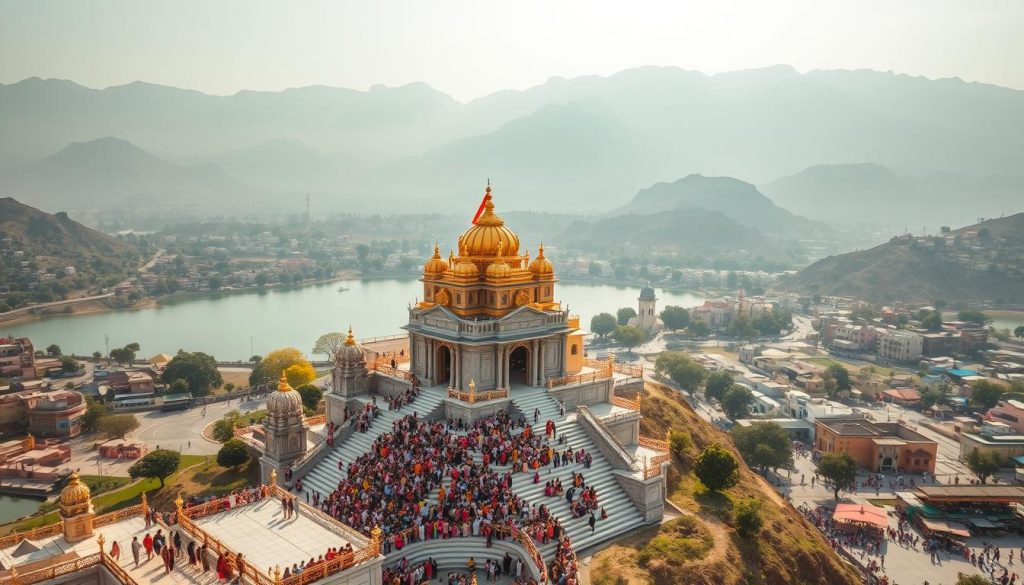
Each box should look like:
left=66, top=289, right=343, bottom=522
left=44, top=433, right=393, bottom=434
left=59, top=472, right=92, bottom=516
left=458, top=186, right=520, bottom=257
left=485, top=242, right=513, bottom=280
left=266, top=372, right=303, bottom=417
left=452, top=250, right=480, bottom=278
left=528, top=244, right=554, bottom=277
left=423, top=243, right=449, bottom=277
left=334, top=326, right=366, bottom=368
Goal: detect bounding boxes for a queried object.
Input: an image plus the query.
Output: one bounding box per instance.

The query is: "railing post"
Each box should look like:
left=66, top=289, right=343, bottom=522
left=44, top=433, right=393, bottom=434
left=270, top=468, right=277, bottom=487
left=370, top=525, right=382, bottom=556
left=97, top=533, right=106, bottom=560
left=141, top=492, right=149, bottom=518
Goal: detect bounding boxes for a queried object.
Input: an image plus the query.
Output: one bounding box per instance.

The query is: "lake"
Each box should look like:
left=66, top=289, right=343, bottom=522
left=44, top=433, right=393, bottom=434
left=0, top=280, right=707, bottom=361
left=0, top=494, right=42, bottom=525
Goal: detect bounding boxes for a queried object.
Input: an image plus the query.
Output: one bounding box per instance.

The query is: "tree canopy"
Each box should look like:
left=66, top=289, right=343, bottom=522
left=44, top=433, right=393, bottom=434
left=734, top=499, right=763, bottom=538
left=161, top=350, right=222, bottom=396
left=957, top=310, right=989, bottom=325
left=285, top=362, right=317, bottom=388
left=721, top=385, right=754, bottom=420
left=97, top=413, right=140, bottom=439
left=296, top=384, right=324, bottom=410
left=971, top=380, right=1004, bottom=411
left=612, top=326, right=646, bottom=352
left=250, top=347, right=311, bottom=387
left=312, top=332, right=346, bottom=361
left=824, top=364, right=852, bottom=396
left=731, top=421, right=794, bottom=474
left=590, top=313, right=617, bottom=338
left=704, top=372, right=734, bottom=402
left=686, top=321, right=711, bottom=338
left=82, top=398, right=109, bottom=433
left=216, top=438, right=251, bottom=470
left=921, top=311, right=944, bottom=332
left=817, top=452, right=858, bottom=501
left=964, top=448, right=1001, bottom=484
left=654, top=352, right=707, bottom=392
left=693, top=444, right=739, bottom=492
left=129, top=448, right=181, bottom=487
left=616, top=307, right=637, bottom=326
left=660, top=306, right=690, bottom=331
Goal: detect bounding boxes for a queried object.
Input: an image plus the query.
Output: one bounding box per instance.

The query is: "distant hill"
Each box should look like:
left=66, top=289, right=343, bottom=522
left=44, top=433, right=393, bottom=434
left=761, top=163, right=1024, bottom=226
left=3, top=67, right=1024, bottom=216
left=0, top=197, right=137, bottom=310
left=777, top=214, right=1024, bottom=305
left=563, top=208, right=803, bottom=268
left=0, top=137, right=276, bottom=212
left=611, top=174, right=823, bottom=234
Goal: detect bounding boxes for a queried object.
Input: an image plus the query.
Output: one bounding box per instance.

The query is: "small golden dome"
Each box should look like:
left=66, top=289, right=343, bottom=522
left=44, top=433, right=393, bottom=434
left=60, top=472, right=91, bottom=511
left=459, top=186, right=520, bottom=257
left=528, top=244, right=554, bottom=277
left=485, top=242, right=513, bottom=280
left=423, top=243, right=449, bottom=277
left=336, top=326, right=365, bottom=367
left=452, top=255, right=480, bottom=278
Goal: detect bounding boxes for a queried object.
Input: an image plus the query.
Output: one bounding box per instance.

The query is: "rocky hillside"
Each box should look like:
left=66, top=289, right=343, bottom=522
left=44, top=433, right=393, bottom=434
left=0, top=197, right=139, bottom=310
left=588, top=381, right=861, bottom=585
left=777, top=213, right=1024, bottom=305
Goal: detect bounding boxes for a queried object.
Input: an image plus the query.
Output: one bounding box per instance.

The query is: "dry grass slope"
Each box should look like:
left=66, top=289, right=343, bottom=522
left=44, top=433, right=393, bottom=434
left=590, top=381, right=862, bottom=585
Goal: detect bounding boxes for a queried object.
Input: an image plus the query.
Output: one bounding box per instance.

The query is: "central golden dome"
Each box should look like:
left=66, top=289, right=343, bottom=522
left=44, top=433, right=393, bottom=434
left=459, top=186, right=520, bottom=257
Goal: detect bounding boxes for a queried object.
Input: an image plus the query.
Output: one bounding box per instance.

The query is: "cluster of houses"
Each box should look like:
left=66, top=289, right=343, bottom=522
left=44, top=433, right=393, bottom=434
left=819, top=313, right=989, bottom=364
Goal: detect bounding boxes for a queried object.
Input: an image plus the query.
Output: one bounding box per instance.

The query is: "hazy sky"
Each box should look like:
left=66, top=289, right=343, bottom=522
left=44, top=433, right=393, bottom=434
left=1, top=0, right=1022, bottom=102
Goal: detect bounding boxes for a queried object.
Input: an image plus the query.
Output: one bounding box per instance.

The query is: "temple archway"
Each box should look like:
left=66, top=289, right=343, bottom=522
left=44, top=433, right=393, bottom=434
left=509, top=346, right=531, bottom=386
left=436, top=345, right=451, bottom=386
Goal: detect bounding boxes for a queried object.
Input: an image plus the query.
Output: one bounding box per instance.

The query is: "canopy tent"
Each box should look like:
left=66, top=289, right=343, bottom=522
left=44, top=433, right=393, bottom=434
left=147, top=353, right=174, bottom=365
left=919, top=518, right=971, bottom=538
left=833, top=503, right=888, bottom=530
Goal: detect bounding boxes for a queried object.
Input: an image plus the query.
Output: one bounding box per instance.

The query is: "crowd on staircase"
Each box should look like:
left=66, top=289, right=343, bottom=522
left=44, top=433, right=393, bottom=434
left=297, top=410, right=587, bottom=584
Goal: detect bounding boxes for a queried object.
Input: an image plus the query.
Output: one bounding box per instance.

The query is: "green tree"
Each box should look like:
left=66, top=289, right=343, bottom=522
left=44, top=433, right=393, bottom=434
left=727, top=317, right=757, bottom=339
left=660, top=306, right=691, bottom=332
left=824, top=364, right=852, bottom=396
left=223, top=383, right=235, bottom=392
left=721, top=385, right=754, bottom=420
left=97, top=414, right=140, bottom=439
left=82, top=397, right=109, bottom=433
left=590, top=313, right=617, bottom=338
left=1015, top=325, right=1024, bottom=339
left=250, top=347, right=310, bottom=388
left=654, top=352, right=707, bottom=392
left=964, top=448, right=1001, bottom=484
left=296, top=384, right=324, bottom=410
left=704, top=371, right=733, bottom=402
left=693, top=444, right=739, bottom=492
left=168, top=378, right=190, bottom=395
left=161, top=351, right=222, bottom=397
left=921, top=311, right=944, bottom=332
left=92, top=351, right=102, bottom=360
left=612, top=326, right=646, bottom=353
left=817, top=452, right=858, bottom=501
left=617, top=307, right=637, bottom=326
left=971, top=380, right=1004, bottom=411
left=128, top=449, right=181, bottom=487
left=255, top=273, right=268, bottom=287
left=46, top=344, right=62, bottom=357
left=686, top=321, right=711, bottom=338
left=212, top=418, right=239, bottom=443
left=216, top=438, right=251, bottom=471
left=667, top=430, right=693, bottom=459
left=896, top=314, right=910, bottom=329
left=312, top=331, right=346, bottom=361
left=587, top=262, right=602, bottom=277
left=957, top=310, right=989, bottom=325
left=734, top=499, right=763, bottom=538
left=730, top=421, right=794, bottom=474
left=60, top=356, right=79, bottom=374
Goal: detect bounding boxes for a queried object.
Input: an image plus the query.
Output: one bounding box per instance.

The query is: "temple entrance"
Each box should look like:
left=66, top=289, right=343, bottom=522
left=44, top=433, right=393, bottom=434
left=509, top=346, right=530, bottom=386
left=436, top=346, right=451, bottom=386
left=880, top=456, right=894, bottom=472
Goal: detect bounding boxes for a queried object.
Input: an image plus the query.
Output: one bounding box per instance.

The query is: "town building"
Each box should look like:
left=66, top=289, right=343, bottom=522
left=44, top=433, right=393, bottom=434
left=814, top=415, right=938, bottom=473
left=0, top=337, right=34, bottom=378
left=876, top=330, right=924, bottom=363
left=0, top=389, right=87, bottom=438
left=626, top=284, right=663, bottom=335
left=960, top=420, right=1024, bottom=462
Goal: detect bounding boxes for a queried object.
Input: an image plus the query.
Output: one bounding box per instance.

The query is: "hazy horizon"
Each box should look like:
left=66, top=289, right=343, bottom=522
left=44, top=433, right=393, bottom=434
left=2, top=0, right=1022, bottom=102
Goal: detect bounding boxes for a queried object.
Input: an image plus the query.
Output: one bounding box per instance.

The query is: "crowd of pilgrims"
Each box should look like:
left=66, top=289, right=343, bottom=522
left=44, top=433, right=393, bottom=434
left=298, top=409, right=587, bottom=585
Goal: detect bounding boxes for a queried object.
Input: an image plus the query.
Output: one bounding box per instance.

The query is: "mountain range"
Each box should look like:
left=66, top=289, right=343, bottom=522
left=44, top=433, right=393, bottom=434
left=761, top=163, right=1024, bottom=227
left=778, top=214, right=1024, bottom=305
left=2, top=66, right=1024, bottom=218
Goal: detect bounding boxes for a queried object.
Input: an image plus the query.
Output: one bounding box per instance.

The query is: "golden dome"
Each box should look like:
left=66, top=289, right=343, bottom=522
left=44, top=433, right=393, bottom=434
left=459, top=186, right=520, bottom=257
left=60, top=472, right=91, bottom=512
left=452, top=252, right=480, bottom=278
left=528, top=244, right=554, bottom=277
left=423, top=243, right=449, bottom=277
left=485, top=242, right=513, bottom=280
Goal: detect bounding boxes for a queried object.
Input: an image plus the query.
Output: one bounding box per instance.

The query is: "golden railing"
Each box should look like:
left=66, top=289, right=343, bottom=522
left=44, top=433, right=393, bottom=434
left=447, top=387, right=509, bottom=404
left=0, top=553, right=104, bottom=585
left=610, top=395, right=640, bottom=411
left=612, top=362, right=644, bottom=377
left=547, top=369, right=612, bottom=389
left=101, top=555, right=143, bottom=585
left=94, top=504, right=145, bottom=528
left=0, top=522, right=63, bottom=549
left=305, top=414, right=326, bottom=426
left=638, top=435, right=669, bottom=451
left=368, top=361, right=414, bottom=382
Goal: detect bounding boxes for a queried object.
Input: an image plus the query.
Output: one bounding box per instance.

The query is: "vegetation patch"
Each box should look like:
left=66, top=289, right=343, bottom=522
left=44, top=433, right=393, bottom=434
left=638, top=516, right=714, bottom=568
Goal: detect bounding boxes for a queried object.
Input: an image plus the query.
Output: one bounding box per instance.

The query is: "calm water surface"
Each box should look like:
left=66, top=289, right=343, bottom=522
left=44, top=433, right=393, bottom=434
left=0, top=280, right=706, bottom=361
left=0, top=494, right=42, bottom=524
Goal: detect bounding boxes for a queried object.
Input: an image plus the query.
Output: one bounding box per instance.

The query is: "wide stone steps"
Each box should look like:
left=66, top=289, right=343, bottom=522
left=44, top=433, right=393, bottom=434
left=383, top=536, right=539, bottom=579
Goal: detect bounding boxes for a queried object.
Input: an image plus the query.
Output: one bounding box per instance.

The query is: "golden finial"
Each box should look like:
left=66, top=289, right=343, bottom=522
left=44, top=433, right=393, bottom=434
left=344, top=325, right=356, bottom=346
left=277, top=372, right=292, bottom=392
left=97, top=533, right=105, bottom=553
left=448, top=249, right=455, bottom=265
left=270, top=468, right=278, bottom=486
left=274, top=565, right=282, bottom=585
left=174, top=494, right=184, bottom=511
left=433, top=242, right=440, bottom=257
left=538, top=243, right=545, bottom=257
left=496, top=241, right=504, bottom=259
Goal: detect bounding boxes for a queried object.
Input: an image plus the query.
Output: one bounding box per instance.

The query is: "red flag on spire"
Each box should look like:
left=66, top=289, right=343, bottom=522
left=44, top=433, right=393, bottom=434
left=471, top=182, right=492, bottom=224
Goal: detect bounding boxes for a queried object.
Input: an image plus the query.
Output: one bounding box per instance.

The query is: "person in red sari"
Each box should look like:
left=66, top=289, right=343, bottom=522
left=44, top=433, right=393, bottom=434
left=216, top=553, right=228, bottom=581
